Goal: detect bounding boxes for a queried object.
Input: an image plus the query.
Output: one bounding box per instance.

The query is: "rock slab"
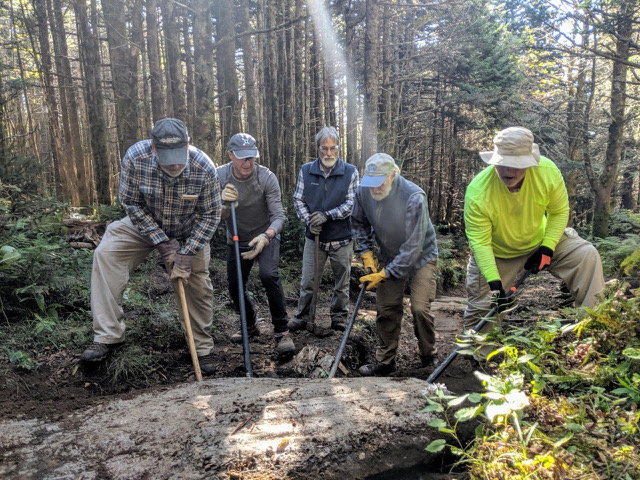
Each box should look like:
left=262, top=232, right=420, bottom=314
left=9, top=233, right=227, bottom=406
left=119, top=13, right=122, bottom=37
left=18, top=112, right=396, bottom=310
left=0, top=377, right=444, bottom=479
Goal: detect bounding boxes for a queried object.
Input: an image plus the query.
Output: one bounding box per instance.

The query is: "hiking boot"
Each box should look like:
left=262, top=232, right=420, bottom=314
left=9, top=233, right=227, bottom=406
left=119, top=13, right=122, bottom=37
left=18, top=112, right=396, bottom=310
left=331, top=319, right=346, bottom=331
left=275, top=332, right=296, bottom=359
left=287, top=317, right=307, bottom=332
left=198, top=352, right=216, bottom=376
left=80, top=342, right=122, bottom=362
left=420, top=347, right=439, bottom=367
left=358, top=361, right=396, bottom=376
left=230, top=323, right=260, bottom=344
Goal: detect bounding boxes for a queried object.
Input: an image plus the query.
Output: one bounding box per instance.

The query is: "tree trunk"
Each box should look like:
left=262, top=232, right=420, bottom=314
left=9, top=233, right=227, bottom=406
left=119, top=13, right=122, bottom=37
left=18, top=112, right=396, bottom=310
left=146, top=0, right=165, bottom=122
left=362, top=0, right=380, bottom=164
left=239, top=0, right=259, bottom=137
left=75, top=0, right=111, bottom=205
left=160, top=0, right=186, bottom=120
left=46, top=0, right=81, bottom=205
left=192, top=0, right=217, bottom=157
left=214, top=0, right=241, bottom=144
left=183, top=10, right=195, bottom=130
left=103, top=0, right=140, bottom=157
left=589, top=1, right=632, bottom=238
left=30, top=0, right=64, bottom=200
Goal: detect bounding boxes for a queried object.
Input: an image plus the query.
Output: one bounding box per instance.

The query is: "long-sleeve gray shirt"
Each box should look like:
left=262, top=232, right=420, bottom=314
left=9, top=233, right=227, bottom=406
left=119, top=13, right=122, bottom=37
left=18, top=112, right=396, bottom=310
left=217, top=162, right=285, bottom=247
left=352, top=175, right=438, bottom=279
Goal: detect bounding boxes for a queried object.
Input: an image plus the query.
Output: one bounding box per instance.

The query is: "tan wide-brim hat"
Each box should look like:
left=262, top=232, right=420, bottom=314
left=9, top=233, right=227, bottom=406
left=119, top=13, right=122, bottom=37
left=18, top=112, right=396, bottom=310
left=479, top=126, right=540, bottom=168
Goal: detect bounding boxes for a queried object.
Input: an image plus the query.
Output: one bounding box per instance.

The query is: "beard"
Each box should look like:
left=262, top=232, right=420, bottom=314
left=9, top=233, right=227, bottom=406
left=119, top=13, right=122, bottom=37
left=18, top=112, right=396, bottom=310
left=321, top=156, right=337, bottom=169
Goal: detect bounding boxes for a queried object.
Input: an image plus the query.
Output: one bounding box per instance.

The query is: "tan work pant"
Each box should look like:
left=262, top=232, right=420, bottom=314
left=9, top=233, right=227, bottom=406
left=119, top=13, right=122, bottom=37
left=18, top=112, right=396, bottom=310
left=91, top=217, right=214, bottom=355
left=464, top=227, right=605, bottom=332
left=375, top=258, right=437, bottom=366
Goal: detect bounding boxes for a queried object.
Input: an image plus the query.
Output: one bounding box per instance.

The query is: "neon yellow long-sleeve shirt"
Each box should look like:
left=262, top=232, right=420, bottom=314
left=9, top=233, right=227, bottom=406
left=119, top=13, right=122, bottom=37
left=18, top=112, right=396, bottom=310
left=464, top=156, right=569, bottom=283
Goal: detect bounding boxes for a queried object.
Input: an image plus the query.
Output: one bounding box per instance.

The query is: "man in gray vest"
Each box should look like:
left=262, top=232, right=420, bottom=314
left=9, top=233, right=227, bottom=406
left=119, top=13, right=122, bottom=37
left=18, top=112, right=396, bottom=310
left=217, top=133, right=296, bottom=360
left=352, top=153, right=439, bottom=376
left=290, top=126, right=359, bottom=334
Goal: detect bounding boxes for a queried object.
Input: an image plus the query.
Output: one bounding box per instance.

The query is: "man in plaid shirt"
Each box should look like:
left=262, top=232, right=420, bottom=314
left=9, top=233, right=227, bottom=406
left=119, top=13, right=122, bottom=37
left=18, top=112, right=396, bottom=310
left=80, top=118, right=222, bottom=375
left=290, top=126, right=359, bottom=335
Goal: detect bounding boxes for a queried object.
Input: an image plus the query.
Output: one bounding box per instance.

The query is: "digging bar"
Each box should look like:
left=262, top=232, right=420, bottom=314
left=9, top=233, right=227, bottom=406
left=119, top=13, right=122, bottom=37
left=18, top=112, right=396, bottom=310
left=176, top=278, right=203, bottom=381
left=307, top=233, right=321, bottom=331
left=328, top=281, right=368, bottom=379
left=426, top=270, right=531, bottom=385
left=230, top=202, right=253, bottom=377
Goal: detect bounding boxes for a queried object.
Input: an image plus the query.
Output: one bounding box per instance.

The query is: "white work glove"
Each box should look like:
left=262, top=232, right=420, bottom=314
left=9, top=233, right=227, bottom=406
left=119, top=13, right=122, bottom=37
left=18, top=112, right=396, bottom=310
left=241, top=233, right=270, bottom=260
left=221, top=184, right=239, bottom=206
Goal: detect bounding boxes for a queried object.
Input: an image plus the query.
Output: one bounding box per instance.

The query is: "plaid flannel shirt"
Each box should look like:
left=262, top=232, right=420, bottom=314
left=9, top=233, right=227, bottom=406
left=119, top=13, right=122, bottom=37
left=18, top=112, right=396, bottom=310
left=119, top=139, right=221, bottom=255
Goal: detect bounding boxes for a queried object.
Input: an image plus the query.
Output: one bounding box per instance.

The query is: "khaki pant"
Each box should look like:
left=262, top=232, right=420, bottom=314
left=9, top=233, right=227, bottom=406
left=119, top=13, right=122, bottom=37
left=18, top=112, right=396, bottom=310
left=464, top=227, right=605, bottom=332
left=91, top=217, right=214, bottom=355
left=295, top=238, right=354, bottom=324
left=375, top=258, right=437, bottom=366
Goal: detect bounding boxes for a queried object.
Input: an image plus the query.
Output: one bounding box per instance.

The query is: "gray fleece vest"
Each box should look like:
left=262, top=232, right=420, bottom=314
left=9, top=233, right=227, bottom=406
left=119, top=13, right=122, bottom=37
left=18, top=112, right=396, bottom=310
left=359, top=175, right=437, bottom=271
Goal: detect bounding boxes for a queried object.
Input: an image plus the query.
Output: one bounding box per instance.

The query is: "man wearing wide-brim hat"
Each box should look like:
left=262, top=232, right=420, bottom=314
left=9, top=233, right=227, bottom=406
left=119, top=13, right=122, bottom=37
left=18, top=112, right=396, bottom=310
left=463, top=126, right=605, bottom=354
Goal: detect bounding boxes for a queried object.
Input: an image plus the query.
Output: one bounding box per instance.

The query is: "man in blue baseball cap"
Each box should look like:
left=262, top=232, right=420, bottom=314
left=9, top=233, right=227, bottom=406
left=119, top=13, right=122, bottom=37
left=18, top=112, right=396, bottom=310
left=352, top=153, right=439, bottom=376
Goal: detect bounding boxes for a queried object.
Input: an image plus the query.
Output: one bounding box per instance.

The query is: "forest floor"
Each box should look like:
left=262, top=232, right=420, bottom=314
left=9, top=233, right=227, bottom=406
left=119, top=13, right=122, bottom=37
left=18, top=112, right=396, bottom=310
left=0, top=252, right=572, bottom=479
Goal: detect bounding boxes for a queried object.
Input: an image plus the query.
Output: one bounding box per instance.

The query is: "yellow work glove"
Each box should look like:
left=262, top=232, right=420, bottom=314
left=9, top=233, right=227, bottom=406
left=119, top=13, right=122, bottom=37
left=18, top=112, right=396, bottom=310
left=361, top=251, right=379, bottom=274
left=241, top=233, right=270, bottom=260
left=359, top=268, right=387, bottom=290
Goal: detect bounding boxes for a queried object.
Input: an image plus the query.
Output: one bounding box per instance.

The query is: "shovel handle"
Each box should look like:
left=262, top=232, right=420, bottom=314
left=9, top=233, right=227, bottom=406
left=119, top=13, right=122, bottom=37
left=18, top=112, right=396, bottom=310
left=231, top=202, right=253, bottom=377
left=426, top=270, right=531, bottom=385
left=177, top=278, right=203, bottom=381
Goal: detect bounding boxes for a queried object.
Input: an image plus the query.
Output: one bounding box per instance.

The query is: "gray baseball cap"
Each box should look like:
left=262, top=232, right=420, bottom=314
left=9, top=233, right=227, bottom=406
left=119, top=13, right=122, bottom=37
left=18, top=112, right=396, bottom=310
left=228, top=133, right=260, bottom=159
left=151, top=118, right=189, bottom=166
left=361, top=153, right=398, bottom=187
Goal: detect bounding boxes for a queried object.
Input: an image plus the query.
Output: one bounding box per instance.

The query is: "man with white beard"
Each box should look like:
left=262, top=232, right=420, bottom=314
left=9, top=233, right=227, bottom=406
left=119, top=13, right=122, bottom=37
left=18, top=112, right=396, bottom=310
left=352, top=153, right=439, bottom=376
left=290, top=126, right=359, bottom=335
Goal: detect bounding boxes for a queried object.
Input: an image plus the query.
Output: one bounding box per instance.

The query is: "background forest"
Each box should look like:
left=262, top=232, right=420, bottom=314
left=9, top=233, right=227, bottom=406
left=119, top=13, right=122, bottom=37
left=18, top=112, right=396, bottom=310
left=0, top=0, right=638, bottom=235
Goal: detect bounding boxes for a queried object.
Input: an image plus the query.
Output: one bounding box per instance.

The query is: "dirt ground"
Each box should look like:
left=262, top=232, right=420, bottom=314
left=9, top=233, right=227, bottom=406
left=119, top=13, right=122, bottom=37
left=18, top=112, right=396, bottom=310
left=0, top=260, right=570, bottom=478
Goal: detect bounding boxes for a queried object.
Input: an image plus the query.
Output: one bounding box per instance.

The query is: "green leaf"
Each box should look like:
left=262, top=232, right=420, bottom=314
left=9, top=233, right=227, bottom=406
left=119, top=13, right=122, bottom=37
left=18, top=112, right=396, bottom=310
left=449, top=446, right=465, bottom=456
left=553, top=432, right=573, bottom=447
left=425, top=439, right=447, bottom=452
left=421, top=403, right=444, bottom=413
left=566, top=423, right=585, bottom=432
left=455, top=406, right=480, bottom=422
left=428, top=418, right=447, bottom=428
left=447, top=394, right=469, bottom=407
left=622, top=348, right=640, bottom=360
left=468, top=393, right=483, bottom=403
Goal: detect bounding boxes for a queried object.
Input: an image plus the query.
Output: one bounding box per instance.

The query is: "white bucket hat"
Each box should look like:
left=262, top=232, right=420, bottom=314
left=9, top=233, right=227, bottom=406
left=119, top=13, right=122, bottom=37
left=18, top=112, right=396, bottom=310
left=479, top=127, right=540, bottom=168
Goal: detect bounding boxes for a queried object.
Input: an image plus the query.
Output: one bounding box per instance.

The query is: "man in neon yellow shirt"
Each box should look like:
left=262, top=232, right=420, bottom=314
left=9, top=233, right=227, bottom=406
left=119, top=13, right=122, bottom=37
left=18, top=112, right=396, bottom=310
left=464, top=127, right=604, bottom=334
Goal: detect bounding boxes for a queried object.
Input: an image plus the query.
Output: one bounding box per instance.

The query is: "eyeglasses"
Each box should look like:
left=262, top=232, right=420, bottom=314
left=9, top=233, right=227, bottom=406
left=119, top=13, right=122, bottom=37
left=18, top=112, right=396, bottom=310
left=235, top=156, right=256, bottom=163
left=319, top=145, right=339, bottom=153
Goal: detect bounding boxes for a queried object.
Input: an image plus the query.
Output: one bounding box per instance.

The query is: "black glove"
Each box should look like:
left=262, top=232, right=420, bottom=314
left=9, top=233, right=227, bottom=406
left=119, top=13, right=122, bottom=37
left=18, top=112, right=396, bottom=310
left=524, top=246, right=554, bottom=273
left=488, top=280, right=513, bottom=314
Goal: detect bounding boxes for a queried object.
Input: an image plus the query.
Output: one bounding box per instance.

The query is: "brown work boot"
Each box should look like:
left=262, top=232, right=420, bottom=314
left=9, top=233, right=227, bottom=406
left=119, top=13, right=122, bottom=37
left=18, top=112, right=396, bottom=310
left=358, top=361, right=396, bottom=376
left=420, top=347, right=439, bottom=367
left=80, top=342, right=122, bottom=362
left=230, top=323, right=260, bottom=344
left=275, top=332, right=296, bottom=360
left=287, top=317, right=307, bottom=332
left=197, top=352, right=216, bottom=376
left=331, top=318, right=346, bottom=331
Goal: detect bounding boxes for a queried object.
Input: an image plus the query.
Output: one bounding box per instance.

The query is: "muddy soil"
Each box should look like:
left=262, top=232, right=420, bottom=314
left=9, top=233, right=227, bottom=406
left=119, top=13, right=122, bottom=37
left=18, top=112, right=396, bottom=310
left=0, top=259, right=569, bottom=479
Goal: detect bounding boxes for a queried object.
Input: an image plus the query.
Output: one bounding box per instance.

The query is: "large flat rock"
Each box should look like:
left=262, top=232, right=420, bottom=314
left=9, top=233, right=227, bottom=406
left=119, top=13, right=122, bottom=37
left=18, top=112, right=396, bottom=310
left=0, top=377, right=446, bottom=479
